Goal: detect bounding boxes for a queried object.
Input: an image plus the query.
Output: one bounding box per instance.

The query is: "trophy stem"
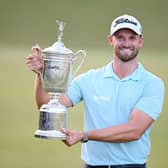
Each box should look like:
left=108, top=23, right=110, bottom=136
left=49, top=92, right=61, bottom=101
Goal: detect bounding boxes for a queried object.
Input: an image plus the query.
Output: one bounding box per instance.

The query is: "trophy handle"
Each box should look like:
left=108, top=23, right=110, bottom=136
left=72, top=50, right=86, bottom=78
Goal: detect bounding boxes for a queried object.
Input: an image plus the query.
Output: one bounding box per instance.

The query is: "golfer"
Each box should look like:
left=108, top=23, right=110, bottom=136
left=26, top=14, right=165, bottom=168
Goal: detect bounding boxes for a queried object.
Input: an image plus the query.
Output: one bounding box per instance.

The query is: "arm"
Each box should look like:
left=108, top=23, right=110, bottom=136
left=62, top=108, right=153, bottom=146
left=26, top=51, right=50, bottom=109
left=34, top=73, right=50, bottom=109
left=88, top=108, right=153, bottom=142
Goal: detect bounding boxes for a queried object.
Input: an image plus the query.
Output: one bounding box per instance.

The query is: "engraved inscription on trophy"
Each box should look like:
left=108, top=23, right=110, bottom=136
left=39, top=111, right=66, bottom=130
left=43, top=60, right=70, bottom=93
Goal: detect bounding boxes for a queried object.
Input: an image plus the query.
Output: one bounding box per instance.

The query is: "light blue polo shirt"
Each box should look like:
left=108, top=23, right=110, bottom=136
left=67, top=62, right=164, bottom=165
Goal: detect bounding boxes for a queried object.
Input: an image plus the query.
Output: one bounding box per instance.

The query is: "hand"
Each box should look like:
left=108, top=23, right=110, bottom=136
left=26, top=48, right=43, bottom=74
left=61, top=128, right=84, bottom=146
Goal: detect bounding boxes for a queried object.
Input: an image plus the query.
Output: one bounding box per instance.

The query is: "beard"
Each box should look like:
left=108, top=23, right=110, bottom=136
left=115, top=46, right=139, bottom=62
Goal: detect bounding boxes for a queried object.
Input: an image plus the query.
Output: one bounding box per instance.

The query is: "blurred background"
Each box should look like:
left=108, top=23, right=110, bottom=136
left=0, top=0, right=167, bottom=167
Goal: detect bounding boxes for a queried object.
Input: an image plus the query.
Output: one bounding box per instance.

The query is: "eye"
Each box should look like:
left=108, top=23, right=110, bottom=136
left=129, top=35, right=137, bottom=40
left=116, top=35, right=124, bottom=41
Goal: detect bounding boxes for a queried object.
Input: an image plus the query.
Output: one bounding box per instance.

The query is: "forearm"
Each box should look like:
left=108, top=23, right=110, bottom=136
left=34, top=73, right=50, bottom=109
left=88, top=123, right=141, bottom=143
left=61, top=123, right=139, bottom=147
left=87, top=109, right=153, bottom=143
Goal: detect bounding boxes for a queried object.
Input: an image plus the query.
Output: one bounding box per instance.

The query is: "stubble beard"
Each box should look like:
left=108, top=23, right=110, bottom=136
left=115, top=47, right=139, bottom=62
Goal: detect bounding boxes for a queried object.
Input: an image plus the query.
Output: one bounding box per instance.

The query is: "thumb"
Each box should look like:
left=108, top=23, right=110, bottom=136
left=61, top=128, right=68, bottom=134
left=32, top=44, right=41, bottom=56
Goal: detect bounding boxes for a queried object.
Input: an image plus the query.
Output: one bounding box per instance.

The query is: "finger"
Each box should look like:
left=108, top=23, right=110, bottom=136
left=26, top=55, right=38, bottom=66
left=26, top=54, right=41, bottom=65
left=32, top=44, right=41, bottom=56
left=62, top=140, right=71, bottom=147
left=61, top=128, right=69, bottom=134
left=27, top=61, right=40, bottom=73
left=34, top=48, right=41, bottom=56
left=26, top=54, right=34, bottom=61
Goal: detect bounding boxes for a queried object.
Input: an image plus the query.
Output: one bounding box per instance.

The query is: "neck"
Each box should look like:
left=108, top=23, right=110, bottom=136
left=112, top=57, right=138, bottom=79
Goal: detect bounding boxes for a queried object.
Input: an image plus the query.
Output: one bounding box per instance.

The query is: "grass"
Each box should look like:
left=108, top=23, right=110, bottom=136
left=0, top=46, right=167, bottom=168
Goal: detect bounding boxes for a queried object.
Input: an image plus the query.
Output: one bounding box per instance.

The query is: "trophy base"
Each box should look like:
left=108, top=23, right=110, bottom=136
left=34, top=129, right=66, bottom=140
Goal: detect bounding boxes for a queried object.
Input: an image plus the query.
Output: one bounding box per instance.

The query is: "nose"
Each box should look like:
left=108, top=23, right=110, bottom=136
left=122, top=39, right=131, bottom=48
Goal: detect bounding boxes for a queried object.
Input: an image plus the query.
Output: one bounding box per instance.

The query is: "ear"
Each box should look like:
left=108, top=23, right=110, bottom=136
left=108, top=35, right=113, bottom=46
left=139, top=36, right=144, bottom=48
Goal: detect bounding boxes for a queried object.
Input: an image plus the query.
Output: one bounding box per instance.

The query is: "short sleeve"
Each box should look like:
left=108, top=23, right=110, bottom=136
left=66, top=76, right=83, bottom=106
left=135, top=78, right=165, bottom=120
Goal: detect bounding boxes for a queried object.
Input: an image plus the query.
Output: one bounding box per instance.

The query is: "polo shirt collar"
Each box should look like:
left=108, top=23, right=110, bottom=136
left=103, top=61, right=144, bottom=81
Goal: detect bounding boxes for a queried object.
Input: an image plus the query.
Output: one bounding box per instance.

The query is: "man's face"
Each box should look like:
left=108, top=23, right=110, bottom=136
left=109, top=29, right=144, bottom=62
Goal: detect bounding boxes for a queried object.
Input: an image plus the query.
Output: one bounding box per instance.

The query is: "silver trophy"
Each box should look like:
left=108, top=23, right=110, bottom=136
left=32, top=20, right=86, bottom=140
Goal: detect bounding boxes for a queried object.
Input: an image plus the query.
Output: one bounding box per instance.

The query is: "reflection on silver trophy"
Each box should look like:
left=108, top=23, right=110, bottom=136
left=32, top=20, right=86, bottom=140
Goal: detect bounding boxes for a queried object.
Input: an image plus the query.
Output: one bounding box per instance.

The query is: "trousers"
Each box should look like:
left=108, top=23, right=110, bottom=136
left=84, top=163, right=146, bottom=168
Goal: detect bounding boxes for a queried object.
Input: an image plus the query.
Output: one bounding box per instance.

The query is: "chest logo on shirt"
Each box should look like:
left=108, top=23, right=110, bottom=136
left=93, top=95, right=111, bottom=102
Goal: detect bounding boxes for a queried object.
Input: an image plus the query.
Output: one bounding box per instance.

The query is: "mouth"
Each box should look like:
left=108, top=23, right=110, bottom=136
left=119, top=48, right=133, bottom=54
left=120, top=47, right=133, bottom=51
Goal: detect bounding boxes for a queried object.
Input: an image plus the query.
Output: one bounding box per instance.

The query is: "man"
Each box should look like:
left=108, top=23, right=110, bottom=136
left=26, top=14, right=165, bottom=168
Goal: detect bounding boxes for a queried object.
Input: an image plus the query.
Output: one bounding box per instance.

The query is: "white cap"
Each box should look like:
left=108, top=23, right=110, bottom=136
left=110, top=14, right=142, bottom=36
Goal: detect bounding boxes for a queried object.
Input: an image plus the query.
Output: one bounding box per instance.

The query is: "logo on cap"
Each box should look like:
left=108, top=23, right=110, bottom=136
left=113, top=18, right=138, bottom=27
